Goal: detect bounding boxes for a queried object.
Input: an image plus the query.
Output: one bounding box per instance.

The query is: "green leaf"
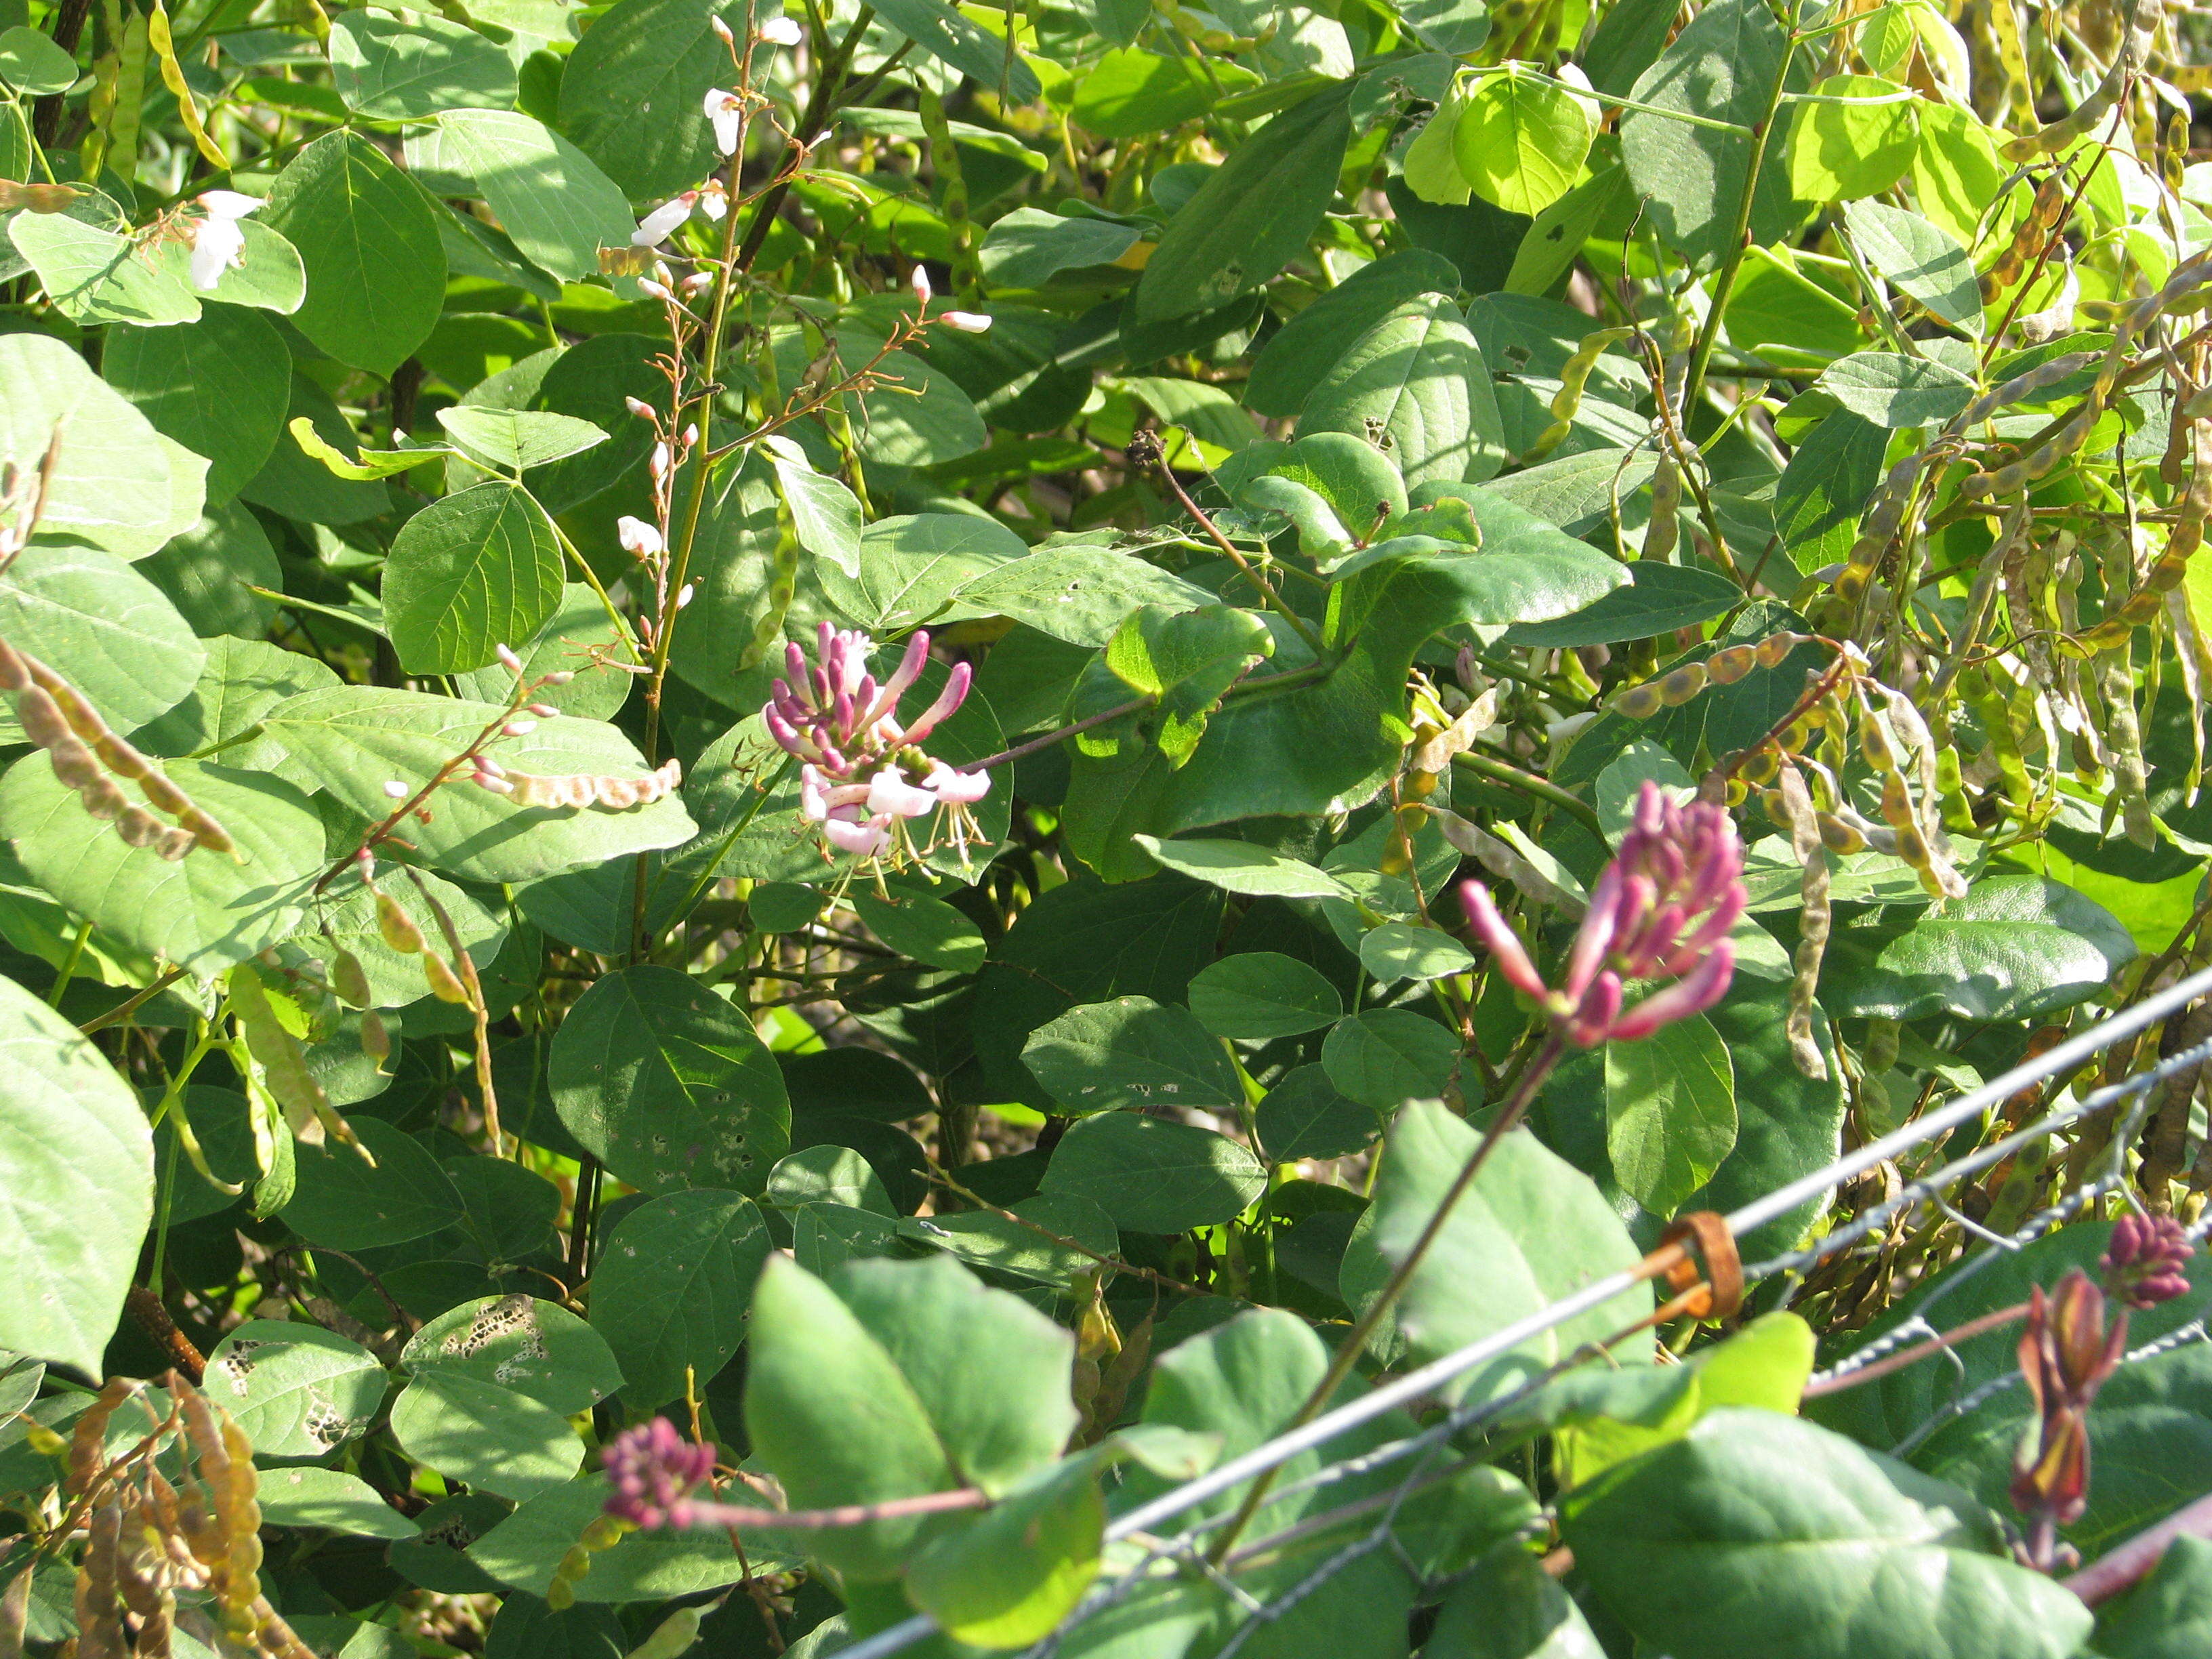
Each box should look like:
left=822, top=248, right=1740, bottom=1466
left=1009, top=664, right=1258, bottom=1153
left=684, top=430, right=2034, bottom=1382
left=469, top=1475, right=775, bottom=1600
left=203, top=1320, right=387, bottom=1456
left=1603, top=1012, right=1736, bottom=1218
left=815, top=510, right=1027, bottom=634
left=282, top=1118, right=466, bottom=1250
left=452, top=586, right=636, bottom=722
left=832, top=1254, right=1080, bottom=1495
left=1245, top=250, right=1463, bottom=419
left=954, top=548, right=1218, bottom=647
left=771, top=1144, right=895, bottom=1215
left=1082, top=602, right=1275, bottom=766
left=869, top=0, right=1040, bottom=105
left=390, top=1371, right=582, bottom=1500
left=1128, top=838, right=1350, bottom=899
left=1297, top=295, right=1504, bottom=487
left=1500, top=563, right=1740, bottom=648
left=899, top=1194, right=1119, bottom=1290
left=1340, top=1100, right=1652, bottom=1391
left=556, top=0, right=746, bottom=197
left=406, top=1294, right=624, bottom=1414
left=978, top=207, right=1143, bottom=288
left=1189, top=951, right=1343, bottom=1040
left=264, top=131, right=445, bottom=377
left=0, top=543, right=203, bottom=741
left=1040, top=1113, right=1266, bottom=1232
left=329, top=11, right=518, bottom=119
left=0, top=975, right=150, bottom=1374
left=1774, top=408, right=1889, bottom=572
left=102, top=305, right=291, bottom=506
left=1784, top=75, right=1918, bottom=202
left=10, top=211, right=201, bottom=326
left=548, top=964, right=790, bottom=1195
left=1395, top=0, right=1491, bottom=54
left=1560, top=1410, right=2093, bottom=1659
left=2091, top=1534, right=2212, bottom=1659
left=589, top=1189, right=770, bottom=1409
left=432, top=110, right=636, bottom=284
left=1453, top=66, right=1596, bottom=216
left=384, top=481, right=565, bottom=674
left=0, top=756, right=321, bottom=975
left=1256, top=1065, right=1377, bottom=1161
left=0, top=332, right=181, bottom=559
left=853, top=888, right=987, bottom=973
left=1822, top=875, right=2136, bottom=1021
left=1359, top=922, right=1477, bottom=983
left=1321, top=1008, right=1463, bottom=1112
left=0, top=25, right=81, bottom=94
left=743, top=1254, right=956, bottom=1580
left=760, top=434, right=864, bottom=579
left=1071, top=47, right=1254, bottom=138
left=257, top=1467, right=419, bottom=1540
left=1816, top=350, right=1976, bottom=428
left=436, top=407, right=609, bottom=472
left=1619, top=0, right=1797, bottom=268
left=905, top=1458, right=1104, bottom=1647
left=1134, top=83, right=1355, bottom=321
left=1022, top=995, right=1243, bottom=1115
left=1425, top=1542, right=1603, bottom=1659
left=1842, top=199, right=1982, bottom=335
left=260, top=687, right=697, bottom=883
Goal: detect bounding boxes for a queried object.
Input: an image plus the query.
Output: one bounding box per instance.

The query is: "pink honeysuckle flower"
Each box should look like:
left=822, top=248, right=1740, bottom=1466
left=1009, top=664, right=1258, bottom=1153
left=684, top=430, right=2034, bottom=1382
left=924, top=760, right=990, bottom=804
left=190, top=190, right=260, bottom=290
left=1458, top=779, right=1744, bottom=1047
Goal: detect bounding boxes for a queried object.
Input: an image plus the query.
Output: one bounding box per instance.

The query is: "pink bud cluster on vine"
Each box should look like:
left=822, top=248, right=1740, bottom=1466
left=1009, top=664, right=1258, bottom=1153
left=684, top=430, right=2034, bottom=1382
left=2013, top=1267, right=2127, bottom=1566
left=602, top=1418, right=718, bottom=1530
left=763, top=623, right=989, bottom=859
left=2101, top=1213, right=2194, bottom=1309
left=1459, top=779, right=1743, bottom=1046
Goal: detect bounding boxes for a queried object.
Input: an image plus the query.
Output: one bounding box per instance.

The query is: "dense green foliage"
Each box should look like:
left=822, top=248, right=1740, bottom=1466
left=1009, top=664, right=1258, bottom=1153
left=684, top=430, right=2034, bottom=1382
left=5, top=0, right=2212, bottom=1654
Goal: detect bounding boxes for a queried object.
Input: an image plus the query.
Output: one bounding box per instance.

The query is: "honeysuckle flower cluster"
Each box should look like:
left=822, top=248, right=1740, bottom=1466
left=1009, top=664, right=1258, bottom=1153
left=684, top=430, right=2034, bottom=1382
left=2101, top=1213, right=2194, bottom=1309
left=1460, top=779, right=1742, bottom=1046
left=602, top=1418, right=718, bottom=1530
left=2012, top=1267, right=2127, bottom=1568
left=188, top=190, right=259, bottom=291
left=764, top=623, right=989, bottom=859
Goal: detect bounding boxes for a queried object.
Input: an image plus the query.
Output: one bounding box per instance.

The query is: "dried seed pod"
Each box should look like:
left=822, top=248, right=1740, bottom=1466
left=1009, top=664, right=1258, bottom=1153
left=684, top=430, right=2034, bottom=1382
left=116, top=806, right=166, bottom=848
left=135, top=768, right=189, bottom=814
left=16, top=682, right=68, bottom=747
left=1817, top=812, right=1865, bottom=854
left=177, top=808, right=233, bottom=855
left=1613, top=680, right=1664, bottom=719
left=374, top=890, right=426, bottom=954
left=360, top=1010, right=391, bottom=1067
left=0, top=638, right=29, bottom=691
left=1704, top=644, right=1758, bottom=685
left=94, top=734, right=151, bottom=781
left=48, top=678, right=109, bottom=742
left=1776, top=760, right=1831, bottom=1081
left=49, top=733, right=102, bottom=790
left=81, top=773, right=130, bottom=821
left=153, top=827, right=196, bottom=861
left=1656, top=663, right=1705, bottom=705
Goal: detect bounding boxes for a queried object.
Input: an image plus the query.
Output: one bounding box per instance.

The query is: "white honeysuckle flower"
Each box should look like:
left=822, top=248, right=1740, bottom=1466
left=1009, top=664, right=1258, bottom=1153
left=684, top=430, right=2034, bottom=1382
left=617, top=516, right=665, bottom=556
left=867, top=767, right=939, bottom=820
left=632, top=192, right=697, bottom=247
left=924, top=760, right=990, bottom=804
left=704, top=88, right=744, bottom=155
left=189, top=190, right=260, bottom=291
left=758, top=14, right=802, bottom=45
left=941, top=310, right=993, bottom=333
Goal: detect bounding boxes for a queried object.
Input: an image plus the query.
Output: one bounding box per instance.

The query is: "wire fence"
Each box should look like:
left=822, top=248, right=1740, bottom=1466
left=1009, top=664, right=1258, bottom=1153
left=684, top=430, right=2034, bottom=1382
left=830, top=959, right=2212, bottom=1659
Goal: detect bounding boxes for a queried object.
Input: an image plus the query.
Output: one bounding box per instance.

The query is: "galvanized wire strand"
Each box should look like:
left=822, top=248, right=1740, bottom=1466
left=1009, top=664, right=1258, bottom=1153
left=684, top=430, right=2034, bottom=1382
left=827, top=961, right=2212, bottom=1659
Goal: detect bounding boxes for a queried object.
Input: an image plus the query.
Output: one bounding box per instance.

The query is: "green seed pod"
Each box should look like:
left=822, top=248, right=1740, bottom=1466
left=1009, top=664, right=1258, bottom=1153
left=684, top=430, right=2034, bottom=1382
left=330, top=949, right=373, bottom=1010
left=361, top=1010, right=392, bottom=1067
left=1656, top=663, right=1706, bottom=705
left=423, top=951, right=471, bottom=1005
left=1614, top=681, right=1664, bottom=719
left=375, top=890, right=426, bottom=954
left=1817, top=812, right=1865, bottom=853
left=1705, top=644, right=1758, bottom=685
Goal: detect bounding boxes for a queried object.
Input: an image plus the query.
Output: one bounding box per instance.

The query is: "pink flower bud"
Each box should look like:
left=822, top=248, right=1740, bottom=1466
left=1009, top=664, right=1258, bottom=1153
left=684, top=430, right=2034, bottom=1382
left=619, top=515, right=665, bottom=557
left=910, top=266, right=933, bottom=305
left=682, top=424, right=699, bottom=449
left=474, top=771, right=516, bottom=794
left=545, top=670, right=576, bottom=684
left=496, top=643, right=525, bottom=676
left=682, top=270, right=715, bottom=295
left=710, top=14, right=735, bottom=45
left=382, top=780, right=409, bottom=800
left=638, top=278, right=675, bottom=301
left=529, top=703, right=560, bottom=718
left=677, top=583, right=695, bottom=609
left=625, top=396, right=656, bottom=420
left=941, top=310, right=993, bottom=333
